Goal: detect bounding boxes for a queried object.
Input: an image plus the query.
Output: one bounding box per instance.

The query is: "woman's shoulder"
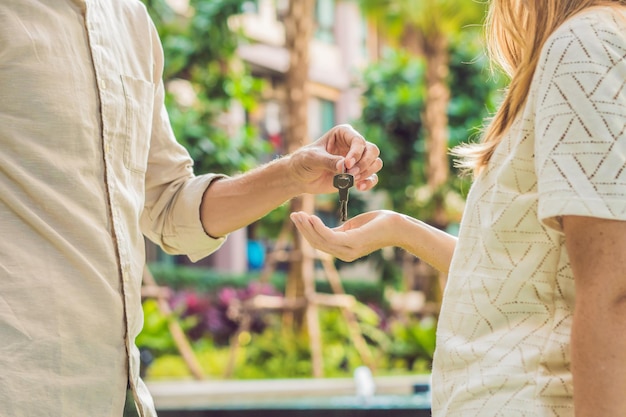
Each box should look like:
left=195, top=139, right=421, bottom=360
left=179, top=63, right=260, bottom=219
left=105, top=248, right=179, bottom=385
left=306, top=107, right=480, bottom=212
left=549, top=6, right=626, bottom=47
left=538, top=6, right=626, bottom=75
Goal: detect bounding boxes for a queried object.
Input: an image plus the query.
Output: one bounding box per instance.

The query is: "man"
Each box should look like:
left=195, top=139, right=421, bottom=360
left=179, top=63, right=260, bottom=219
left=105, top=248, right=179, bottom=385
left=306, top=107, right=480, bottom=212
left=0, top=1, right=382, bottom=416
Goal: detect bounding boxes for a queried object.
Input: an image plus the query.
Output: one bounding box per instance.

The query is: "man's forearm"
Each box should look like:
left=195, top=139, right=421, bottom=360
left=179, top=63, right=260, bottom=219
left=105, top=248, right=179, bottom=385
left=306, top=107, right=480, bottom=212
left=200, top=156, right=300, bottom=238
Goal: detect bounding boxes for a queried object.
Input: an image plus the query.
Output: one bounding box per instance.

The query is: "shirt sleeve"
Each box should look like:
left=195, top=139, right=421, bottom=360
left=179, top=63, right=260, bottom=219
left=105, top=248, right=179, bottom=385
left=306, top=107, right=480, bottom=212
left=140, top=16, right=226, bottom=262
left=534, top=10, right=626, bottom=233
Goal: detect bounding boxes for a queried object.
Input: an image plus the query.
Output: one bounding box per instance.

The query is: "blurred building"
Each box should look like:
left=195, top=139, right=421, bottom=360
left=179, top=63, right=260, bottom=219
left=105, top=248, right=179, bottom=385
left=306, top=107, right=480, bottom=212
left=233, top=0, right=372, bottom=151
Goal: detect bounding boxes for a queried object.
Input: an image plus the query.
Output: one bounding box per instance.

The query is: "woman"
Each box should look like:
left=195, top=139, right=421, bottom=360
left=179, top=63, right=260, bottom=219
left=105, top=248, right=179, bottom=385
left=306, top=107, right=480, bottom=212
left=290, top=1, right=626, bottom=415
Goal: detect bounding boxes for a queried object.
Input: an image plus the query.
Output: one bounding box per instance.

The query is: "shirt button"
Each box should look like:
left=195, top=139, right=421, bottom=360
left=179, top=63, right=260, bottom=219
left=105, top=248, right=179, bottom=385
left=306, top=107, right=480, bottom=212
left=104, top=142, right=110, bottom=153
left=100, top=80, right=107, bottom=90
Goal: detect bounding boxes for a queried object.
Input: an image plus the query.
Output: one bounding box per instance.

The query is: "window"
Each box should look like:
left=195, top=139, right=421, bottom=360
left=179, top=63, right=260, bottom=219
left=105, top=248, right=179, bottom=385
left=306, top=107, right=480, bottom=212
left=319, top=98, right=336, bottom=132
left=308, top=97, right=336, bottom=141
left=315, top=0, right=335, bottom=43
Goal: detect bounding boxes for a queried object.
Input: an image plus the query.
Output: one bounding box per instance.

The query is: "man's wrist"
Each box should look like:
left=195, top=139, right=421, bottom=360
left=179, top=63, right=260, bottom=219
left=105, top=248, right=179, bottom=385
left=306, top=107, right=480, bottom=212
left=273, top=153, right=305, bottom=197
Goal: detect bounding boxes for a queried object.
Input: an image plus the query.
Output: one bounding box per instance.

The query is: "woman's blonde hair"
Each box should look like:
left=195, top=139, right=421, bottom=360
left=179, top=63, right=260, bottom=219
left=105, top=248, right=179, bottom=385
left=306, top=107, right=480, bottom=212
left=454, top=0, right=626, bottom=174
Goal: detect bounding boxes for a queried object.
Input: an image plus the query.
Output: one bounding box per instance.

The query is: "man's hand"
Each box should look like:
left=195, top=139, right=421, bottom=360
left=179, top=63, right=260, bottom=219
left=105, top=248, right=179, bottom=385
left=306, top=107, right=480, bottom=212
left=287, top=124, right=382, bottom=194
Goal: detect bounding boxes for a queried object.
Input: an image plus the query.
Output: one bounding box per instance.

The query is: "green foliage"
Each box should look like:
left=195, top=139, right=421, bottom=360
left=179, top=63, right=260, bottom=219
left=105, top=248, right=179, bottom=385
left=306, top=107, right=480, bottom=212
left=358, top=0, right=487, bottom=48
left=447, top=36, right=504, bottom=151
left=142, top=0, right=270, bottom=175
left=356, top=38, right=502, bottom=220
left=388, top=316, right=437, bottom=371
left=250, top=203, right=290, bottom=241
left=357, top=49, right=427, bottom=215
left=148, top=262, right=269, bottom=292
left=143, top=303, right=436, bottom=380
left=140, top=265, right=437, bottom=380
left=136, top=299, right=197, bottom=357
left=136, top=300, right=177, bottom=356
left=234, top=325, right=315, bottom=378
left=144, top=354, right=193, bottom=379
left=318, top=310, right=369, bottom=376
left=148, top=263, right=386, bottom=304
left=144, top=305, right=398, bottom=380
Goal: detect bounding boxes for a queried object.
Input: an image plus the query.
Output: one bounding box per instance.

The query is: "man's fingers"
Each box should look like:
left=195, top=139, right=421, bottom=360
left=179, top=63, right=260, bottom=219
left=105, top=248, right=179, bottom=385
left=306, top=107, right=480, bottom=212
left=356, top=173, right=379, bottom=191
left=354, top=154, right=382, bottom=180
left=351, top=144, right=381, bottom=181
left=323, top=125, right=381, bottom=182
left=329, top=124, right=366, bottom=169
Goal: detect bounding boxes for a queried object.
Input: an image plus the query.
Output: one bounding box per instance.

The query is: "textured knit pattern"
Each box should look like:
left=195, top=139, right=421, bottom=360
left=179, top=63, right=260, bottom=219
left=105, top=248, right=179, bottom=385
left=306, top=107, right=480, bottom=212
left=431, top=8, right=626, bottom=417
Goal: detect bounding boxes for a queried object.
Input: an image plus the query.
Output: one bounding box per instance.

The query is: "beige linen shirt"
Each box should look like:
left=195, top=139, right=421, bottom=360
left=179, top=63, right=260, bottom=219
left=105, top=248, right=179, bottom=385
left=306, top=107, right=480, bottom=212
left=0, top=1, right=225, bottom=416
left=432, top=7, right=626, bottom=417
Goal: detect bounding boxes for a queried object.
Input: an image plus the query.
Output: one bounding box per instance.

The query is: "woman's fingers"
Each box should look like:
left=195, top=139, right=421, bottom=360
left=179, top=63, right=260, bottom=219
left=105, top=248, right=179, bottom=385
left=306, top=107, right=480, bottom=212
left=290, top=212, right=370, bottom=262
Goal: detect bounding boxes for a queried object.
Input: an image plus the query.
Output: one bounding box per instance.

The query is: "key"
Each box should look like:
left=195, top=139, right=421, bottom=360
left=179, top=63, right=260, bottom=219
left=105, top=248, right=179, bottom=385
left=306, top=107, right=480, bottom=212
left=333, top=171, right=354, bottom=222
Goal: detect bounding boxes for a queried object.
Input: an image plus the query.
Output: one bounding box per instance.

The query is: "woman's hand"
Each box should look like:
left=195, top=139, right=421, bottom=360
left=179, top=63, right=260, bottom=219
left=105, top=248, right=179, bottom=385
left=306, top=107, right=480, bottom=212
left=291, top=209, right=457, bottom=274
left=290, top=210, right=400, bottom=262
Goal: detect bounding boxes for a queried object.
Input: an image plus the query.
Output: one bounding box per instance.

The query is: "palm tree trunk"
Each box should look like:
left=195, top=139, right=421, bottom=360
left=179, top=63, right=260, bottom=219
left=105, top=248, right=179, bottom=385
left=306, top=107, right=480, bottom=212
left=284, top=0, right=315, bottom=153
left=422, top=33, right=450, bottom=228
left=282, top=0, right=324, bottom=377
